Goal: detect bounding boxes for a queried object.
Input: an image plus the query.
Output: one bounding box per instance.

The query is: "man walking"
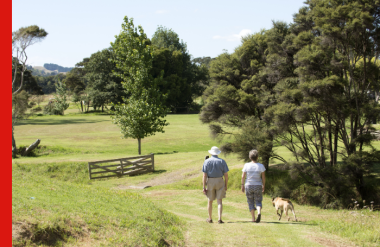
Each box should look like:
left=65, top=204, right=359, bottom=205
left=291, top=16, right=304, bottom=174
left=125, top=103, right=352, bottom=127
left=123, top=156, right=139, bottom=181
left=202, top=146, right=229, bottom=223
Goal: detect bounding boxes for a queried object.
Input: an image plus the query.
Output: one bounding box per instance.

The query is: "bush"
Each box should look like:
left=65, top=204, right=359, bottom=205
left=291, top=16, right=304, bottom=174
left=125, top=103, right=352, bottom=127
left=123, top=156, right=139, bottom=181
left=228, top=166, right=358, bottom=208
left=28, top=101, right=36, bottom=108
left=43, top=103, right=62, bottom=115
left=31, top=106, right=42, bottom=113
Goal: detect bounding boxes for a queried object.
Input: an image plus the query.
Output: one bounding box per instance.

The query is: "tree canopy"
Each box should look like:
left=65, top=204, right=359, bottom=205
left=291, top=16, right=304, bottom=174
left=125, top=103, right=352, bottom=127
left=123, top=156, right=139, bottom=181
left=151, top=26, right=209, bottom=112
left=201, top=0, right=380, bottom=207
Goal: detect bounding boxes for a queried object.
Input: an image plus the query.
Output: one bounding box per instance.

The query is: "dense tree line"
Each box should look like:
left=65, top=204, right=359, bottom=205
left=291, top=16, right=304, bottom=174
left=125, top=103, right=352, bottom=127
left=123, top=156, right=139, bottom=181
left=49, top=26, right=210, bottom=113
left=18, top=26, right=209, bottom=114
left=201, top=0, right=380, bottom=208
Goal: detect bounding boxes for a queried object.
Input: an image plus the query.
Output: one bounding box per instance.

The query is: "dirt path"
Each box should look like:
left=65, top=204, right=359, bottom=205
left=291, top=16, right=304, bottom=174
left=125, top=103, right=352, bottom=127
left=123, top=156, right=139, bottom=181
left=116, top=167, right=201, bottom=190
left=143, top=190, right=357, bottom=247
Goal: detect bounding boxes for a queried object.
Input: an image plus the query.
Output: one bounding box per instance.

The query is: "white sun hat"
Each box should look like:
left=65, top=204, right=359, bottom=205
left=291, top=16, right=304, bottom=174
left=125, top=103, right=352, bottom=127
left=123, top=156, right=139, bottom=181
left=208, top=146, right=221, bottom=155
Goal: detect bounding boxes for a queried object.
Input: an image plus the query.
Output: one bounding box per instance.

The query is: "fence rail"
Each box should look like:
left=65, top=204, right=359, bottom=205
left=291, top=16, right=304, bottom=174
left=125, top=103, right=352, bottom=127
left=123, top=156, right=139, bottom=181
left=88, top=153, right=154, bottom=179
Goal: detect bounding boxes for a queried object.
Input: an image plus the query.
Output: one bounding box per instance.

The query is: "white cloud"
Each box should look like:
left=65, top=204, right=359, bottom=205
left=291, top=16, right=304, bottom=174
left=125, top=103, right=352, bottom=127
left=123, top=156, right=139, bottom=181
left=155, top=10, right=169, bottom=14
left=213, top=29, right=252, bottom=41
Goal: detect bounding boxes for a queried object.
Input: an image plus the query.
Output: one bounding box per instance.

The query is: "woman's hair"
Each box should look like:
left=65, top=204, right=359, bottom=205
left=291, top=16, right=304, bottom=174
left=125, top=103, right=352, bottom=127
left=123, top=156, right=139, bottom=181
left=249, top=149, right=259, bottom=161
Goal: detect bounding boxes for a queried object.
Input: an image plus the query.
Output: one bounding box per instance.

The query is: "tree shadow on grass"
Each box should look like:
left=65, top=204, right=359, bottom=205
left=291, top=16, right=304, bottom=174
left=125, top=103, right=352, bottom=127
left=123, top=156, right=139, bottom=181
left=15, top=118, right=106, bottom=126
left=129, top=169, right=167, bottom=177
left=155, top=151, right=179, bottom=155
left=152, top=169, right=167, bottom=174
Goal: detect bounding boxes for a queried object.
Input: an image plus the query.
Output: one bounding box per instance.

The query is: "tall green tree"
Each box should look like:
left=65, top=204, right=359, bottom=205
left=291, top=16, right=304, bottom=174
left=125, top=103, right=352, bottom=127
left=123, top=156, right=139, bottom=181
left=201, top=0, right=380, bottom=206
left=84, top=48, right=124, bottom=111
left=200, top=31, right=273, bottom=168
left=151, top=26, right=209, bottom=111
left=111, top=17, right=168, bottom=155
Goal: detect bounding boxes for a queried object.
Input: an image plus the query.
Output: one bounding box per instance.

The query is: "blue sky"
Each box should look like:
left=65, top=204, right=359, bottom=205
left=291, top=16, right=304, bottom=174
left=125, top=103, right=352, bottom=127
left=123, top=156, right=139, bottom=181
left=12, top=0, right=307, bottom=68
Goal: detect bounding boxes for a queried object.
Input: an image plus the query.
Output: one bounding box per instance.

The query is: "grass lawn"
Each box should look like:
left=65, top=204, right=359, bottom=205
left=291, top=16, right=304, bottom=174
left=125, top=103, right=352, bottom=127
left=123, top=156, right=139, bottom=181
left=13, top=114, right=220, bottom=163
left=12, top=113, right=380, bottom=246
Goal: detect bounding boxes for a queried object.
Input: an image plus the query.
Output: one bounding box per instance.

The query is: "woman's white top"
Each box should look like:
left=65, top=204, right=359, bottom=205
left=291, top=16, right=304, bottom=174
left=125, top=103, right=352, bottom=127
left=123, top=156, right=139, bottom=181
left=242, top=162, right=266, bottom=186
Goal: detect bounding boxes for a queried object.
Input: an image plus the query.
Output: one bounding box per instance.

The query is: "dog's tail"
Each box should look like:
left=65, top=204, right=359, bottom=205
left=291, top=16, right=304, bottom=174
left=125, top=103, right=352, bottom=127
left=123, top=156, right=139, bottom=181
left=288, top=201, right=297, bottom=222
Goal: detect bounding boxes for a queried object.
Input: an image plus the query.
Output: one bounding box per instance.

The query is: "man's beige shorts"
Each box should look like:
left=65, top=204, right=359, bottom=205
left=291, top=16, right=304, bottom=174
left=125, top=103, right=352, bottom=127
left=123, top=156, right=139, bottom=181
left=206, top=177, right=226, bottom=201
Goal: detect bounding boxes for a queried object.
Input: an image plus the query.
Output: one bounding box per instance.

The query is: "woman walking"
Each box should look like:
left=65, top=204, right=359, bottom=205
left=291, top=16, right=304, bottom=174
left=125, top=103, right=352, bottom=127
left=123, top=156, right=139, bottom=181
left=241, top=149, right=266, bottom=223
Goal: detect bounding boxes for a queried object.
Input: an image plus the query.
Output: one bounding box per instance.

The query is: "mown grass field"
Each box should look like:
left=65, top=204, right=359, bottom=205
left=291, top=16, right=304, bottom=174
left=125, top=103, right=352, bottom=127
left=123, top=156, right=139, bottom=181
left=12, top=110, right=380, bottom=246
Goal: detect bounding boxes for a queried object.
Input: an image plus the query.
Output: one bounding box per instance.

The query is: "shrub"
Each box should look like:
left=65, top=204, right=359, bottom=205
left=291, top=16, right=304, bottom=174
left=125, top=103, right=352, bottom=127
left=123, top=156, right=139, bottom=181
left=43, top=102, right=62, bottom=115
left=28, top=101, right=36, bottom=108
left=31, top=106, right=42, bottom=113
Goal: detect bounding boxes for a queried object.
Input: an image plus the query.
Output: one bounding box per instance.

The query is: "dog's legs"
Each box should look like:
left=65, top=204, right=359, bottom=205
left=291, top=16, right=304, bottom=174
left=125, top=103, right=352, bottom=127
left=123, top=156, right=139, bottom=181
left=279, top=209, right=283, bottom=221
left=276, top=207, right=281, bottom=219
left=286, top=206, right=290, bottom=221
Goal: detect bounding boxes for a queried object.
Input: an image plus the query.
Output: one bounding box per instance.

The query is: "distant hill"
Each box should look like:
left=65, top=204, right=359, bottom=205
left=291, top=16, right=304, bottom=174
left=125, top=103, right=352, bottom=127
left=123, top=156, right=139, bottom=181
left=30, top=63, right=73, bottom=77
left=31, top=66, right=60, bottom=76
left=44, top=63, right=73, bottom=73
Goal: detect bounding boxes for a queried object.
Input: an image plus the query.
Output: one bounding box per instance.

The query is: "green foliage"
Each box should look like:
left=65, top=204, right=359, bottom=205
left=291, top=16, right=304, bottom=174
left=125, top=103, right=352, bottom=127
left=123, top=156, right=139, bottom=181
left=151, top=26, right=209, bottom=111
left=53, top=79, right=70, bottom=115
left=110, top=17, right=169, bottom=154
left=63, top=70, right=85, bottom=93
left=35, top=73, right=66, bottom=94
left=200, top=0, right=380, bottom=206
left=12, top=59, right=44, bottom=95
left=84, top=48, right=124, bottom=110
left=151, top=25, right=187, bottom=52
left=12, top=90, right=30, bottom=123
left=12, top=25, right=47, bottom=44
left=192, top=56, right=214, bottom=68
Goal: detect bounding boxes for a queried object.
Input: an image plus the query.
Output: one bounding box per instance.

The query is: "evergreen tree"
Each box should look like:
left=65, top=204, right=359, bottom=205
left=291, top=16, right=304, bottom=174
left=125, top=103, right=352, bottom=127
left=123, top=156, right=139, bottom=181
left=201, top=0, right=380, bottom=206
left=84, top=48, right=124, bottom=111
left=151, top=26, right=209, bottom=112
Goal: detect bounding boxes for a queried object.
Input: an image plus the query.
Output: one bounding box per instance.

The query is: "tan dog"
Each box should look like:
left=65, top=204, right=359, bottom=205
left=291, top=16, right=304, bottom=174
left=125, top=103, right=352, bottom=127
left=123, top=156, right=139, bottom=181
left=272, top=197, right=297, bottom=222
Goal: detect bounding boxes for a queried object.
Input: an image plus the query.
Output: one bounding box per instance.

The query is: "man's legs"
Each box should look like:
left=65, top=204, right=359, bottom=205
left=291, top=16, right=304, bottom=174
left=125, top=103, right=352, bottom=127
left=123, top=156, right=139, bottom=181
left=217, top=199, right=223, bottom=221
left=208, top=199, right=213, bottom=220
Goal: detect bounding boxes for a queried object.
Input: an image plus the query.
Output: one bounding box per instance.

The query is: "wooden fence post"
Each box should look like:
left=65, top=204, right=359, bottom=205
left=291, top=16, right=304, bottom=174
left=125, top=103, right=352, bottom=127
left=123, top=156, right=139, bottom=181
left=151, top=153, right=154, bottom=171
left=88, top=162, right=92, bottom=179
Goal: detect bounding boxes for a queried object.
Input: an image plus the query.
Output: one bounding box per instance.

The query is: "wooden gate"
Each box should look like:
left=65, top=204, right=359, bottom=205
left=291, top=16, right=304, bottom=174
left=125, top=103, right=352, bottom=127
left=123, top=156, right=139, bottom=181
left=88, top=154, right=154, bottom=179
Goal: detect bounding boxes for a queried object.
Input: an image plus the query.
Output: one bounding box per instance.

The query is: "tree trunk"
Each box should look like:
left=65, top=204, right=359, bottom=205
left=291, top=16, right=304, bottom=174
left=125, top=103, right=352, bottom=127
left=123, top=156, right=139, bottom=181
left=355, top=171, right=365, bottom=201
left=138, top=138, right=141, bottom=155
left=333, top=124, right=339, bottom=166
left=80, top=100, right=83, bottom=112
left=102, top=105, right=104, bottom=112
left=12, top=127, right=17, bottom=158
left=23, top=139, right=41, bottom=156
